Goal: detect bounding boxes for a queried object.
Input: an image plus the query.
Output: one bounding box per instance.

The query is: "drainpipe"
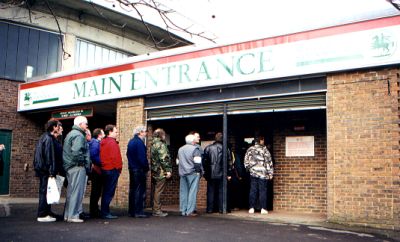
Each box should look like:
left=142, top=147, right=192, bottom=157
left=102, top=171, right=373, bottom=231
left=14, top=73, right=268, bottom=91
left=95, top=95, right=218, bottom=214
left=222, top=104, right=228, bottom=214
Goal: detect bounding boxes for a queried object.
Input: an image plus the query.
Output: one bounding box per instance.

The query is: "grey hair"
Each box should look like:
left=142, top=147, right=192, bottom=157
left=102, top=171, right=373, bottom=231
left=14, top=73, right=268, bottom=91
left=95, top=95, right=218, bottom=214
left=74, top=116, right=87, bottom=126
left=185, top=134, right=195, bottom=144
left=133, top=125, right=147, bottom=135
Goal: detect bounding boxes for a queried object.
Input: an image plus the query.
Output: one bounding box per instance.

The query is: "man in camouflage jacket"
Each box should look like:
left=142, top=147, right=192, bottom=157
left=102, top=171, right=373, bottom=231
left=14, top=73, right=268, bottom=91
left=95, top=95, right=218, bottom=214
left=244, top=136, right=273, bottom=215
left=150, top=128, right=172, bottom=217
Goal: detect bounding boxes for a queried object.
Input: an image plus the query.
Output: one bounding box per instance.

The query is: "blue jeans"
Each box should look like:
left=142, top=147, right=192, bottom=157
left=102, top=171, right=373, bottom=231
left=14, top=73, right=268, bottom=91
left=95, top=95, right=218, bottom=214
left=249, top=176, right=268, bottom=210
left=101, top=169, right=120, bottom=216
left=179, top=173, right=200, bottom=216
left=129, top=169, right=147, bottom=216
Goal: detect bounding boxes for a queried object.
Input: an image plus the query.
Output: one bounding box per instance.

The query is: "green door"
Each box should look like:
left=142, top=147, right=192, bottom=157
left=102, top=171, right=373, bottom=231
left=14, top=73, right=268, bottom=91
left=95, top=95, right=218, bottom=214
left=0, top=130, right=12, bottom=195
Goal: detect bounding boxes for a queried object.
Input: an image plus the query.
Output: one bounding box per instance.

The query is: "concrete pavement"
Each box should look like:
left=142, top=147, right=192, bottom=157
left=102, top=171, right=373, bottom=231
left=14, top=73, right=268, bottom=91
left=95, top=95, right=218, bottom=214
left=0, top=197, right=399, bottom=241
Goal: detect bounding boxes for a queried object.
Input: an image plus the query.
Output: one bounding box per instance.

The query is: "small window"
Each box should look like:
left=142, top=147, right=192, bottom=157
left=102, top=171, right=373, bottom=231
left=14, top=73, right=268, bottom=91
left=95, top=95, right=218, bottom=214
left=0, top=22, right=61, bottom=81
left=75, top=39, right=133, bottom=69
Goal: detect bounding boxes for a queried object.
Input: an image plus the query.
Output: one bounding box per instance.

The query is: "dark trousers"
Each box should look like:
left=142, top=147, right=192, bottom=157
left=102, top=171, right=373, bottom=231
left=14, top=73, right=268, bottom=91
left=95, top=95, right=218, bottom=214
left=37, top=175, right=52, bottom=217
left=249, top=176, right=268, bottom=210
left=206, top=178, right=223, bottom=212
left=101, top=169, right=120, bottom=216
left=89, top=170, right=103, bottom=215
left=128, top=169, right=147, bottom=216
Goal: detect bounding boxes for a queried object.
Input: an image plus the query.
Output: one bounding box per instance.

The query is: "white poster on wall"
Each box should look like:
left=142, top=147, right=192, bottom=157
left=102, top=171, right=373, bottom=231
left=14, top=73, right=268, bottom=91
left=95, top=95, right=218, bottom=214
left=285, top=136, right=314, bottom=157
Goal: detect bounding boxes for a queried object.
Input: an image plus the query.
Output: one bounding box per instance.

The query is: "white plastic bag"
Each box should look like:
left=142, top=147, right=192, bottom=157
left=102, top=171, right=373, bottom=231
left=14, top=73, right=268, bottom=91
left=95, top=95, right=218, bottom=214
left=46, top=177, right=60, bottom=204
left=55, top=175, right=65, bottom=195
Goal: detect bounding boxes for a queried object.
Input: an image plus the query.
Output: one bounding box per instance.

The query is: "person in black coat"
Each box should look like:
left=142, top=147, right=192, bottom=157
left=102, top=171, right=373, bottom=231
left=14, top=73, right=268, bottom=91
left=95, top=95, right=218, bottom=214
left=203, top=132, right=232, bottom=213
left=33, top=119, right=63, bottom=222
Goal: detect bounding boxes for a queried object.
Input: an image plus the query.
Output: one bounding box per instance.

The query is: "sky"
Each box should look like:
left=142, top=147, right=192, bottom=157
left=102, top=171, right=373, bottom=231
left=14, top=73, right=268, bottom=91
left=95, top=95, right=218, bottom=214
left=94, top=0, right=398, bottom=45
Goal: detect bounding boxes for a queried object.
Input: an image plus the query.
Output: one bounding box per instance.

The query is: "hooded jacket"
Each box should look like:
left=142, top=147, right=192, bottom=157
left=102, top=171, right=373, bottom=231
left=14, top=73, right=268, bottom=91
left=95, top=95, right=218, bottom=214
left=244, top=143, right=273, bottom=180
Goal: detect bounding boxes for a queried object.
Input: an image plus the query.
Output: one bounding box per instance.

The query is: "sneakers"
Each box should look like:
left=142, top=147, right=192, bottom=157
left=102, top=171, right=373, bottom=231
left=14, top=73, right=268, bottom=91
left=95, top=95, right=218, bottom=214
left=248, top=208, right=255, bottom=214
left=66, top=218, right=84, bottom=223
left=261, top=209, right=268, bottom=215
left=153, top=212, right=168, bottom=217
left=37, top=215, right=56, bottom=222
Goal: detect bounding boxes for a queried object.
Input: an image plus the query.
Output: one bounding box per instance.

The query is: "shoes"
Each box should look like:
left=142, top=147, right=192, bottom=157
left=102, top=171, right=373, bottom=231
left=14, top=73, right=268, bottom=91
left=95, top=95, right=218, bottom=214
left=66, top=218, right=84, bottom=223
left=261, top=209, right=268, bottom=215
left=79, top=212, right=91, bottom=219
left=37, top=215, right=56, bottom=222
left=248, top=208, right=255, bottom=214
left=153, top=212, right=168, bottom=217
left=90, top=210, right=101, bottom=218
left=48, top=212, right=63, bottom=221
left=187, top=213, right=198, bottom=217
left=206, top=210, right=213, bottom=214
left=134, top=214, right=150, bottom=218
left=102, top=214, right=118, bottom=219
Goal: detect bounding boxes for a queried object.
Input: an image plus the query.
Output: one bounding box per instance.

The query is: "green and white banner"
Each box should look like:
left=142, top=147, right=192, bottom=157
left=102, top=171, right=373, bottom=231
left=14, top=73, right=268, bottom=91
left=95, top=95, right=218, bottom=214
left=19, top=17, right=400, bottom=111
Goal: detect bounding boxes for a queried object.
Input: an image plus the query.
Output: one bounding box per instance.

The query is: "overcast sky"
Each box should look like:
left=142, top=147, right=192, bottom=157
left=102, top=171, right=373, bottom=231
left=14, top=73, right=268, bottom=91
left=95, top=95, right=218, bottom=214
left=159, top=0, right=397, bottom=44
left=92, top=0, right=398, bottom=45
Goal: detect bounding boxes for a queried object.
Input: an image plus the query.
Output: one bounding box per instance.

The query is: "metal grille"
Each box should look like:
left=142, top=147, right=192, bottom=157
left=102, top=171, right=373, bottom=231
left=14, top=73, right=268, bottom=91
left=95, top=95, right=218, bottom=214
left=147, top=92, right=326, bottom=120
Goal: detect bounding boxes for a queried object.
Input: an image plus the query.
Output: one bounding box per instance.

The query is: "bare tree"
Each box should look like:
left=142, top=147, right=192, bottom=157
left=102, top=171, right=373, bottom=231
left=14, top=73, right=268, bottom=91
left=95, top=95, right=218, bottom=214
left=387, top=0, right=400, bottom=11
left=111, top=0, right=216, bottom=48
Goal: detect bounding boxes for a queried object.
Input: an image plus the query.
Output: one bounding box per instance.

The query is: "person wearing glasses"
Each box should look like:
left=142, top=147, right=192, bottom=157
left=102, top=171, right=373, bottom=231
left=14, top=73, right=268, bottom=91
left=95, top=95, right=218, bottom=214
left=63, top=116, right=91, bottom=223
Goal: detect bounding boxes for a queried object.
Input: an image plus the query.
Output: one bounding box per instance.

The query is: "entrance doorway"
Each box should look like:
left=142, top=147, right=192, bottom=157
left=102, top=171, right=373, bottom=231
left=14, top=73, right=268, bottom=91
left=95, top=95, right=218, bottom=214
left=0, top=130, right=12, bottom=195
left=147, top=113, right=276, bottom=212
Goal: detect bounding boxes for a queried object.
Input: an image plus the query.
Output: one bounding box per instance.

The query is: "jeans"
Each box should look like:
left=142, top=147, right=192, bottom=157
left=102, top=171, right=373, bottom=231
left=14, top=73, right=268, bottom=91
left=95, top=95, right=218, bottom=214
left=206, top=178, right=223, bottom=212
left=37, top=175, right=51, bottom=217
left=249, top=176, right=268, bottom=210
left=101, top=169, right=120, bottom=216
left=128, top=169, right=147, bottom=216
left=90, top=170, right=103, bottom=215
left=179, top=173, right=200, bottom=216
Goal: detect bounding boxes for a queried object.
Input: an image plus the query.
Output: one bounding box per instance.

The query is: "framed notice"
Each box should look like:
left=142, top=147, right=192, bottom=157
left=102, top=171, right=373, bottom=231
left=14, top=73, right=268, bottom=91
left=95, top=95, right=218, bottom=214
left=285, top=136, right=314, bottom=157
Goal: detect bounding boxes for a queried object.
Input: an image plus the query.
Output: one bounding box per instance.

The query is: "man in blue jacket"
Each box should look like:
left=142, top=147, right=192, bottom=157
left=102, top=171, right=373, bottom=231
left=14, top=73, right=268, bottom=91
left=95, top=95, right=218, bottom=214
left=88, top=128, right=105, bottom=218
left=127, top=126, right=149, bottom=218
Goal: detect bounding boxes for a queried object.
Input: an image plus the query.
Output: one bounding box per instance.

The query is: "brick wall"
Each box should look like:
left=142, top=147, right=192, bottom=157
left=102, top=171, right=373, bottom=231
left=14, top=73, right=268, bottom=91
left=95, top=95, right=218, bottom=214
left=0, top=79, right=44, bottom=197
left=326, top=67, right=400, bottom=230
left=273, top=113, right=327, bottom=214
left=115, top=98, right=146, bottom=207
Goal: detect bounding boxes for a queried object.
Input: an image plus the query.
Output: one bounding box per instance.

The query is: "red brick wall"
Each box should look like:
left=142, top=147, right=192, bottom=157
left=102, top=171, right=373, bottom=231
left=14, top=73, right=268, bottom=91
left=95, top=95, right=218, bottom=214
left=0, top=79, right=44, bottom=197
left=273, top=126, right=327, bottom=214
left=327, top=67, right=400, bottom=230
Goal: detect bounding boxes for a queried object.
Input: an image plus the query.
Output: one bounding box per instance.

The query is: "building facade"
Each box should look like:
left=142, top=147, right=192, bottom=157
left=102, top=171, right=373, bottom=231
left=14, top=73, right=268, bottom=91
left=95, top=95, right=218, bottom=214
left=1, top=1, right=400, bottom=230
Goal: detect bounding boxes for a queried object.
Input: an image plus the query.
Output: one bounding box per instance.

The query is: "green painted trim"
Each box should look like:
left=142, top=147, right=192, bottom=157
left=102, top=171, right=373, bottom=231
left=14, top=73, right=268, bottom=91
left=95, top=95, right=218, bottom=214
left=32, top=97, right=59, bottom=104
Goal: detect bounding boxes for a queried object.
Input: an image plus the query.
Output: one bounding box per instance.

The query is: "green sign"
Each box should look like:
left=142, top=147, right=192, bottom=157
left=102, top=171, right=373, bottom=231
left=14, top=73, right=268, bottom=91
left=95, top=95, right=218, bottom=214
left=51, top=108, right=93, bottom=120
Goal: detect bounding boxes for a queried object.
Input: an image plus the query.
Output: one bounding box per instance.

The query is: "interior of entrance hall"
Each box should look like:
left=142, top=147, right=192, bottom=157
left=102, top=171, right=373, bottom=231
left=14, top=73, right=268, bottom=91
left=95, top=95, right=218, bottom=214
left=147, top=109, right=327, bottom=214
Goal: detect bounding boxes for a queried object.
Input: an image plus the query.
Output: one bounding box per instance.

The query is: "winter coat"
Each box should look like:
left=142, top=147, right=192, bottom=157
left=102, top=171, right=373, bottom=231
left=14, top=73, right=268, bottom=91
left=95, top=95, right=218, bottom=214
left=127, top=135, right=149, bottom=172
left=244, top=143, right=273, bottom=180
left=100, top=137, right=122, bottom=172
left=33, top=132, right=57, bottom=176
left=88, top=138, right=101, bottom=166
left=63, top=125, right=91, bottom=172
left=203, top=141, right=232, bottom=180
left=150, top=137, right=172, bottom=181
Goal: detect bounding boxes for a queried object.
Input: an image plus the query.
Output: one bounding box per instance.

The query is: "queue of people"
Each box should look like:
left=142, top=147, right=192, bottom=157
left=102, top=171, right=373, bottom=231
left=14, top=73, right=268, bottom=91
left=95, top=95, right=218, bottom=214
left=33, top=117, right=274, bottom=222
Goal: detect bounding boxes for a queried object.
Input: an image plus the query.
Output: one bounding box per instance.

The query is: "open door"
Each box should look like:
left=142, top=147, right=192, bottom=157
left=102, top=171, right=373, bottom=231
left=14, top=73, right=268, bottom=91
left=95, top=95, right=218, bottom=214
left=0, top=130, right=12, bottom=195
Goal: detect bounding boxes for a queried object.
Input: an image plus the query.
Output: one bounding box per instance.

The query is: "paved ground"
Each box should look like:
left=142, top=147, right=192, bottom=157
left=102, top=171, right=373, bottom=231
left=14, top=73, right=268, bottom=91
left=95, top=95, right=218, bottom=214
left=0, top=198, right=398, bottom=242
